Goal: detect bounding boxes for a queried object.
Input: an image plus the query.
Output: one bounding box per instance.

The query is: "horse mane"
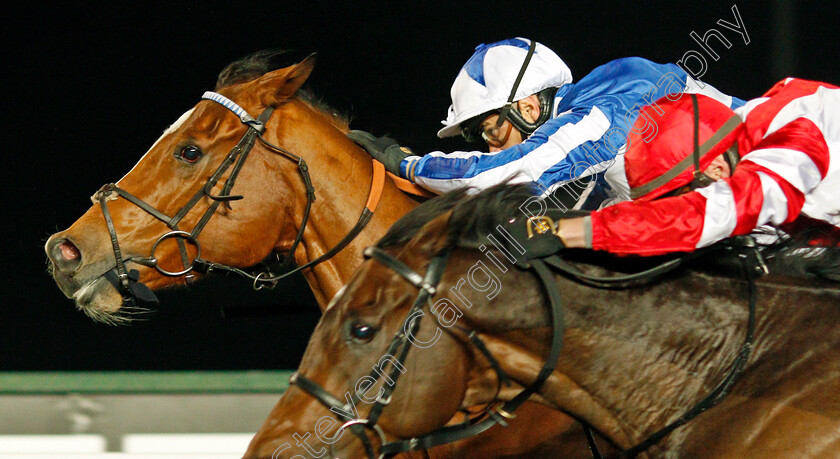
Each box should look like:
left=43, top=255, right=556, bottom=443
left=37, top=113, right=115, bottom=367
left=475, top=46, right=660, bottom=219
left=376, top=187, right=475, bottom=248
left=380, top=182, right=577, bottom=248
left=215, top=49, right=351, bottom=130
left=377, top=182, right=840, bottom=282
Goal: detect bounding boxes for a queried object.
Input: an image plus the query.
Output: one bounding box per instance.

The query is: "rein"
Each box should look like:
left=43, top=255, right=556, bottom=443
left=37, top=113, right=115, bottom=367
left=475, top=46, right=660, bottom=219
left=95, top=91, right=385, bottom=306
left=548, top=236, right=766, bottom=457
left=289, top=234, right=767, bottom=459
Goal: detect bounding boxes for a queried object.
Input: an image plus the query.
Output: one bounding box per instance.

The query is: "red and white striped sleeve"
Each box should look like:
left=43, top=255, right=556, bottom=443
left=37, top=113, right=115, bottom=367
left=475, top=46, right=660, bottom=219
left=588, top=92, right=832, bottom=256
left=588, top=192, right=708, bottom=256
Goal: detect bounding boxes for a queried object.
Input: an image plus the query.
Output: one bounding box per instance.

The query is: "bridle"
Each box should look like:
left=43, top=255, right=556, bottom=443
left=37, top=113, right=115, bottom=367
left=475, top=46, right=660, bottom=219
left=290, top=245, right=567, bottom=458
left=289, top=231, right=767, bottom=459
left=94, top=91, right=385, bottom=306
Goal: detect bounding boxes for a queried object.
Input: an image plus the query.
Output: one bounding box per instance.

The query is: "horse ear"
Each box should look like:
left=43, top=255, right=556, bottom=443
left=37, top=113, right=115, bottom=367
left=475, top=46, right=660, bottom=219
left=257, top=53, right=317, bottom=106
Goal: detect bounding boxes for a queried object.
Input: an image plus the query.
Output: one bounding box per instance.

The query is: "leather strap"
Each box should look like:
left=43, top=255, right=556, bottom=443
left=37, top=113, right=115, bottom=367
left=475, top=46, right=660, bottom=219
left=380, top=258, right=566, bottom=456
left=496, top=39, right=537, bottom=127
left=203, top=156, right=387, bottom=286
left=386, top=170, right=437, bottom=198
left=98, top=188, right=132, bottom=303
left=363, top=247, right=436, bottom=295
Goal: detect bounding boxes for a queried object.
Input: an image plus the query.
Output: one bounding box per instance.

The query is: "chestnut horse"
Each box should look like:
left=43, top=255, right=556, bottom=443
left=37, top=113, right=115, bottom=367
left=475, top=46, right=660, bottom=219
left=254, top=184, right=840, bottom=458
left=45, top=52, right=605, bottom=457
left=45, top=53, right=420, bottom=319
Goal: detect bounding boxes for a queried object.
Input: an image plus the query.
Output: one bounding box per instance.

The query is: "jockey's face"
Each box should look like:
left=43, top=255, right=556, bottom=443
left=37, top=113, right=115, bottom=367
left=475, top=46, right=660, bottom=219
left=667, top=150, right=736, bottom=198
left=478, top=114, right=524, bottom=152
left=477, top=95, right=541, bottom=152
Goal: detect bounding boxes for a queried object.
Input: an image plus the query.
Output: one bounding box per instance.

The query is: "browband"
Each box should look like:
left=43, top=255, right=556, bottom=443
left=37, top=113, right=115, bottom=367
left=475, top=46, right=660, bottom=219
left=202, top=91, right=265, bottom=131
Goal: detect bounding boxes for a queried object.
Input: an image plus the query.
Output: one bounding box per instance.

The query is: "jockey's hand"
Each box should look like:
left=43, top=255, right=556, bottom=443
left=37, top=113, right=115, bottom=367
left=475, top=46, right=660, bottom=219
left=347, top=130, right=413, bottom=177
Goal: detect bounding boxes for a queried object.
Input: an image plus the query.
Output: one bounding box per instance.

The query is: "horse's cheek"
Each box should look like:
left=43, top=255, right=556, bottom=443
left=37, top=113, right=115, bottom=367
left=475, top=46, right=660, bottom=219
left=392, top=331, right=469, bottom=435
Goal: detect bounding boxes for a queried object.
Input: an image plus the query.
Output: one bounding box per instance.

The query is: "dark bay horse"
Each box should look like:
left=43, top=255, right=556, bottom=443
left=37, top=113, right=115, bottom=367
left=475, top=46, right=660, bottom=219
left=44, top=52, right=602, bottom=457
left=255, top=184, right=840, bottom=458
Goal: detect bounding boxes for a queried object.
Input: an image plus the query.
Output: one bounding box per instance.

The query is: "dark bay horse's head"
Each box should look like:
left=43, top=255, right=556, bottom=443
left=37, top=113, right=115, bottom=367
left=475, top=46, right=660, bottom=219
left=247, top=209, right=482, bottom=458
left=45, top=52, right=353, bottom=323
left=247, top=185, right=568, bottom=458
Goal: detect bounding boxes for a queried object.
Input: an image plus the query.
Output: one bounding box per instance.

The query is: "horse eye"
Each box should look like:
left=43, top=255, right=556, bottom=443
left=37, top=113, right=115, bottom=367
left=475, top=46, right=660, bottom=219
left=177, top=145, right=202, bottom=163
left=349, top=322, right=377, bottom=342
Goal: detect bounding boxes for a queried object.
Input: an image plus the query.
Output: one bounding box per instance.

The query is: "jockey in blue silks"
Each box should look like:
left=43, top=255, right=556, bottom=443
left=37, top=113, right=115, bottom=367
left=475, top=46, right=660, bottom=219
left=349, top=37, right=744, bottom=208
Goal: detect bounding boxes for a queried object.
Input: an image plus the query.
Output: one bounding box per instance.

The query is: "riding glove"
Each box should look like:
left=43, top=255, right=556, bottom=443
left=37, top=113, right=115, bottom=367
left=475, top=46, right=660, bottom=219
left=347, top=130, right=413, bottom=177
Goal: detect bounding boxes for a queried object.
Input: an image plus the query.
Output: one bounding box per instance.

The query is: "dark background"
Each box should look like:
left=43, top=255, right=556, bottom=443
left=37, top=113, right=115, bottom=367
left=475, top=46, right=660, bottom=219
left=4, top=1, right=836, bottom=371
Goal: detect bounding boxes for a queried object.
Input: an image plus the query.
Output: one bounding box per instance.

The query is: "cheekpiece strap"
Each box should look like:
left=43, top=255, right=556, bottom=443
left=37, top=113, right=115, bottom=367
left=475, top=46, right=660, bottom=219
left=201, top=91, right=265, bottom=132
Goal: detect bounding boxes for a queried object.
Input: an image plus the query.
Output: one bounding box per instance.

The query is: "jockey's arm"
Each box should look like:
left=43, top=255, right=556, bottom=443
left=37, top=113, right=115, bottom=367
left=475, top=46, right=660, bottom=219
left=560, top=117, right=830, bottom=256
left=402, top=108, right=615, bottom=194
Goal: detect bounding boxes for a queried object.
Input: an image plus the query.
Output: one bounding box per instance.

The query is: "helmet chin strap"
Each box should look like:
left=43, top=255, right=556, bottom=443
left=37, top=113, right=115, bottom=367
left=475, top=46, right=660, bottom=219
left=496, top=39, right=537, bottom=129
left=689, top=94, right=717, bottom=190
left=685, top=93, right=745, bottom=192
left=460, top=40, right=560, bottom=143
left=723, top=142, right=740, bottom=173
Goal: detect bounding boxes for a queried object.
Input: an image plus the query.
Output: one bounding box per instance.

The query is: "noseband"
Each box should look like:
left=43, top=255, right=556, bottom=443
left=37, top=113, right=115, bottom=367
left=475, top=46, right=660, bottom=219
left=289, top=235, right=766, bottom=459
left=95, top=91, right=385, bottom=306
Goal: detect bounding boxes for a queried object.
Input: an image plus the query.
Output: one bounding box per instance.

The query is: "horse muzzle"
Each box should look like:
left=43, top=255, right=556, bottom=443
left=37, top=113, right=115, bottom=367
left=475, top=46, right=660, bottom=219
left=46, top=232, right=159, bottom=311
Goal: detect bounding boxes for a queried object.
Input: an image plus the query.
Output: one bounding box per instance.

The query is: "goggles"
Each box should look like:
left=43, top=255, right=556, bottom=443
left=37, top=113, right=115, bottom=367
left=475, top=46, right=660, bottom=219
left=459, top=113, right=488, bottom=143
left=460, top=112, right=515, bottom=147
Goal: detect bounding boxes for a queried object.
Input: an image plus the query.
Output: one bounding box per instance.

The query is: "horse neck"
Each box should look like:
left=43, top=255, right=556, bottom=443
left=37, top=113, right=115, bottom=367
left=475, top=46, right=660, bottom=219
left=553, top=271, right=840, bottom=449
left=263, top=100, right=418, bottom=308
left=446, top=251, right=777, bottom=448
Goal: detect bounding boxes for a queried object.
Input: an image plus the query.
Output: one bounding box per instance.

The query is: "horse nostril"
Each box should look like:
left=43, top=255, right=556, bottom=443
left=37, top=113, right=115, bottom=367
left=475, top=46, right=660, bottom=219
left=48, top=238, right=82, bottom=272
left=59, top=241, right=81, bottom=261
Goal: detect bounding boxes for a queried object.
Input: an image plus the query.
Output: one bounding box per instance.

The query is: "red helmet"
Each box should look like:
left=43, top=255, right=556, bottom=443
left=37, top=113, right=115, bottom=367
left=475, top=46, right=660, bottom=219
left=624, top=93, right=744, bottom=201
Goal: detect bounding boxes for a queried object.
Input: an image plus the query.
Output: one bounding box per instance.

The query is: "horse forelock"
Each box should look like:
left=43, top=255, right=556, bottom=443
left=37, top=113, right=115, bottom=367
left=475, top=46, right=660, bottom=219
left=215, top=49, right=306, bottom=88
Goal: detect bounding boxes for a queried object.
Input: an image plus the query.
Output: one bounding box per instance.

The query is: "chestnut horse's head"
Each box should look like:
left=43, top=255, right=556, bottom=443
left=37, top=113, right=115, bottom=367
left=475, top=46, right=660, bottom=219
left=45, top=51, right=352, bottom=323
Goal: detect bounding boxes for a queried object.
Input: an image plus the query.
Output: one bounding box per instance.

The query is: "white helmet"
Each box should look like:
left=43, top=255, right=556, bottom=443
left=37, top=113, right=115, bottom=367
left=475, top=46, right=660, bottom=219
left=437, top=38, right=573, bottom=138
